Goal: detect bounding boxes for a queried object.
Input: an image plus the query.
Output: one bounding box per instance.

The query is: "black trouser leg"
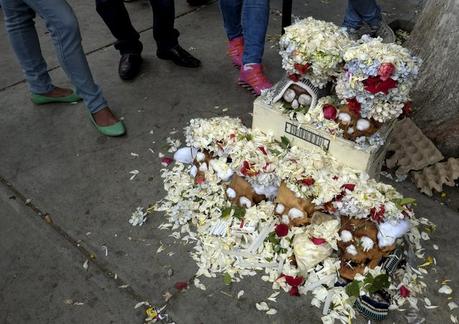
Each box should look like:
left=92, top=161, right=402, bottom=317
left=149, top=0, right=180, bottom=52
left=95, top=0, right=143, bottom=54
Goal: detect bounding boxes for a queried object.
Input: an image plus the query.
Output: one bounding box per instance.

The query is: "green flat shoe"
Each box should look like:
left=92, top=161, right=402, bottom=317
left=31, top=91, right=82, bottom=105
left=88, top=112, right=126, bottom=137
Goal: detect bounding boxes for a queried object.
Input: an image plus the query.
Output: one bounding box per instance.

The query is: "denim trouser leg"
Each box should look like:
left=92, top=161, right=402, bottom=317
left=219, top=0, right=243, bottom=40
left=343, top=0, right=381, bottom=29
left=2, top=0, right=107, bottom=113
left=241, top=0, right=269, bottom=65
left=1, top=1, right=53, bottom=94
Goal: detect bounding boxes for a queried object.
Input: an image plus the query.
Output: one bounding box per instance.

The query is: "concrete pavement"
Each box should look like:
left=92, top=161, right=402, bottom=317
left=0, top=0, right=457, bottom=323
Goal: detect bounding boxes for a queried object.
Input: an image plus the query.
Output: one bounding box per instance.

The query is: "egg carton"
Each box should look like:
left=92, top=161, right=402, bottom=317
left=412, top=158, right=459, bottom=196
left=386, top=118, right=443, bottom=175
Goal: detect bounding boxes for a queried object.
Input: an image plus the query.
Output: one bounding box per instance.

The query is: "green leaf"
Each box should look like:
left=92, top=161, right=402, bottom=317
left=368, top=274, right=390, bottom=293
left=223, top=273, right=232, bottom=285
left=221, top=207, right=232, bottom=219
left=346, top=281, right=361, bottom=298
left=393, top=197, right=417, bottom=209
left=233, top=206, right=246, bottom=220
left=268, top=148, right=282, bottom=156
left=280, top=136, right=291, bottom=149
left=363, top=273, right=374, bottom=289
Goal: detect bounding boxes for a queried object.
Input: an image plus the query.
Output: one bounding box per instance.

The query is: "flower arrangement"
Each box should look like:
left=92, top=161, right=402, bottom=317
left=279, top=17, right=353, bottom=88
left=152, top=117, right=437, bottom=323
left=335, top=36, right=421, bottom=123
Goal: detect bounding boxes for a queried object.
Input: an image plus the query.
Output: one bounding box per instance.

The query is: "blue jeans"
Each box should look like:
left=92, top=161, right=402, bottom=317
left=342, top=0, right=381, bottom=30
left=0, top=0, right=107, bottom=113
left=219, top=0, right=269, bottom=65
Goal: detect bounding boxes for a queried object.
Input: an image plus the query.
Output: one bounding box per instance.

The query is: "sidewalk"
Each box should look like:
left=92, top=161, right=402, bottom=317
left=0, top=1, right=456, bottom=323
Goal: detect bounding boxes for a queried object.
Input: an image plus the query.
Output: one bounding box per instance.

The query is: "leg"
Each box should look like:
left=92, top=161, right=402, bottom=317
left=1, top=0, right=54, bottom=94
left=23, top=0, right=107, bottom=113
left=347, top=0, right=381, bottom=28
left=149, top=0, right=179, bottom=51
left=342, top=0, right=365, bottom=30
left=219, top=0, right=243, bottom=41
left=241, top=0, right=269, bottom=64
left=95, top=0, right=143, bottom=54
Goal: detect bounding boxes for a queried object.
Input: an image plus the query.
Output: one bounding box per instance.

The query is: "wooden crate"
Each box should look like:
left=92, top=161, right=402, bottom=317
left=252, top=97, right=394, bottom=179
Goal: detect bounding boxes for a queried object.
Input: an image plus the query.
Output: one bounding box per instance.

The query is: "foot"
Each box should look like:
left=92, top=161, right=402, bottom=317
left=341, top=27, right=361, bottom=41
left=92, top=107, right=119, bottom=127
left=238, top=64, right=272, bottom=96
left=41, top=86, right=74, bottom=97
left=187, top=0, right=210, bottom=6
left=119, top=53, right=143, bottom=80
left=228, top=37, right=244, bottom=69
left=157, top=45, right=201, bottom=68
left=370, top=20, right=395, bottom=43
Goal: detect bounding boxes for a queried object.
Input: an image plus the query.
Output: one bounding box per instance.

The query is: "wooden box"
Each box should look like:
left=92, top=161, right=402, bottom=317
left=252, top=97, right=395, bottom=179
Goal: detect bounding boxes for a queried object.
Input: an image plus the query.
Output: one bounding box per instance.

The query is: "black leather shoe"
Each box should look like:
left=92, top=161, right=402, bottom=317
left=118, top=53, right=143, bottom=80
left=157, top=45, right=201, bottom=68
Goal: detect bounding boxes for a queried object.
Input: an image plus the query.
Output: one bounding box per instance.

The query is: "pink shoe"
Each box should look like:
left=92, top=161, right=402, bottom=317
left=238, top=64, right=272, bottom=96
left=227, top=37, right=244, bottom=68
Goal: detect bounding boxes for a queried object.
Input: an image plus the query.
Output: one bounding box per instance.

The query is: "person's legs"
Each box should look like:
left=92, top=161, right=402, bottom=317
left=95, top=0, right=143, bottom=55
left=342, top=0, right=364, bottom=30
left=237, top=0, right=271, bottom=96
left=23, top=0, right=108, bottom=114
left=348, top=0, right=381, bottom=29
left=150, top=0, right=200, bottom=68
left=219, top=0, right=243, bottom=41
left=241, top=0, right=269, bottom=65
left=149, top=0, right=179, bottom=52
left=1, top=0, right=54, bottom=94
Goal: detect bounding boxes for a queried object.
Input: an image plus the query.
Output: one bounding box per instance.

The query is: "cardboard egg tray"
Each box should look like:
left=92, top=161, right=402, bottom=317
left=412, top=158, right=459, bottom=196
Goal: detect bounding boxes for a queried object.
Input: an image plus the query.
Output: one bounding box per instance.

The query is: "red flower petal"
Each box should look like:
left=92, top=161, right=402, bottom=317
left=402, top=101, right=413, bottom=117
left=175, top=281, right=188, bottom=290
left=299, top=177, right=315, bottom=186
left=370, top=205, right=385, bottom=223
left=311, top=237, right=327, bottom=245
left=289, top=286, right=300, bottom=296
left=341, top=183, right=356, bottom=191
left=161, top=157, right=174, bottom=166
left=240, top=161, right=258, bottom=177
left=363, top=76, right=398, bottom=95
left=399, top=285, right=410, bottom=298
left=346, top=98, right=361, bottom=117
left=275, top=223, right=289, bottom=237
left=284, top=275, right=304, bottom=287
left=288, top=73, right=300, bottom=82
left=294, top=63, right=310, bottom=75
left=258, top=146, right=268, bottom=155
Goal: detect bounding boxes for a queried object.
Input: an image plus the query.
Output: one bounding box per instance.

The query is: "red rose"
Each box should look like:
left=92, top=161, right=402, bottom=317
left=378, top=63, right=396, bottom=81
left=346, top=98, right=361, bottom=117
left=341, top=183, right=356, bottom=191
left=299, top=177, right=315, bottom=186
left=288, top=73, right=300, bottom=82
left=161, top=157, right=174, bottom=166
left=399, top=285, right=410, bottom=298
left=311, top=237, right=327, bottom=245
left=294, top=63, right=310, bottom=75
left=275, top=223, right=289, bottom=237
left=195, top=175, right=206, bottom=185
left=370, top=205, right=385, bottom=223
left=363, top=76, right=398, bottom=95
left=323, top=104, right=338, bottom=120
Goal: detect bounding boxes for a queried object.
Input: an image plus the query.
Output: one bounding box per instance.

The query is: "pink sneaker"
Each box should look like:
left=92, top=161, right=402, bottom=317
left=227, top=37, right=244, bottom=68
left=238, top=64, right=272, bottom=96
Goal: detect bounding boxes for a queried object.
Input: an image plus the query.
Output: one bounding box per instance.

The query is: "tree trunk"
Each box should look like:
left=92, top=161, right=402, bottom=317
left=407, top=0, right=459, bottom=157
